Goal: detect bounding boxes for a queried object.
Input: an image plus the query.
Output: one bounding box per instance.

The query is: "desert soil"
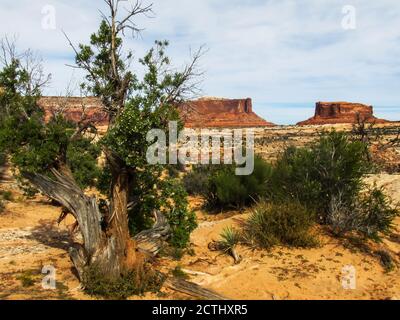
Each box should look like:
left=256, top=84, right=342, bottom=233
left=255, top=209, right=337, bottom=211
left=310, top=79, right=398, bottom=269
left=0, top=174, right=399, bottom=300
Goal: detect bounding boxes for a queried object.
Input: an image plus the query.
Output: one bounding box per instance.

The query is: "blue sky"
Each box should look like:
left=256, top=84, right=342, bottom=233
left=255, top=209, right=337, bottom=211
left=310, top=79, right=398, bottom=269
left=1, top=0, right=400, bottom=124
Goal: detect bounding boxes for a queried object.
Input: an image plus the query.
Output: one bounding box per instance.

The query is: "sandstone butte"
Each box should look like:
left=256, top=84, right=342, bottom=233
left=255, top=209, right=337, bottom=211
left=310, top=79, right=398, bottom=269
left=178, top=97, right=275, bottom=128
left=38, top=96, right=275, bottom=128
left=297, top=101, right=389, bottom=126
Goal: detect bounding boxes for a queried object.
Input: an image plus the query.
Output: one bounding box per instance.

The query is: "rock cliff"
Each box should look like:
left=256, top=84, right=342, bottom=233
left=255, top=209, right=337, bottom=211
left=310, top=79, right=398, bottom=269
left=39, top=96, right=275, bottom=129
left=297, top=102, right=388, bottom=126
left=179, top=98, right=275, bottom=128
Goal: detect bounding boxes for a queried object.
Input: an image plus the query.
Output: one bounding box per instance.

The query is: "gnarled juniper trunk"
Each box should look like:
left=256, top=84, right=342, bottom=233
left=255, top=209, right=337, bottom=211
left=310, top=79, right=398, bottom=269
left=23, top=164, right=139, bottom=280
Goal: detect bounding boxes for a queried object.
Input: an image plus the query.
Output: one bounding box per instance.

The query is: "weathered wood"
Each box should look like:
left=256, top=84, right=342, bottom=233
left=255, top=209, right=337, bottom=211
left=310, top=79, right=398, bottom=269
left=23, top=168, right=172, bottom=280
left=164, top=277, right=228, bottom=300
left=23, top=168, right=132, bottom=279
left=134, top=210, right=171, bottom=258
left=208, top=241, right=242, bottom=264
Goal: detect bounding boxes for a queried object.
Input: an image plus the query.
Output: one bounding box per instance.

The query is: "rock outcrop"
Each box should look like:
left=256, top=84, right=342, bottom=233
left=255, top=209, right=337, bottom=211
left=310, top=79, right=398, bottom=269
left=297, top=102, right=388, bottom=126
left=179, top=97, right=275, bottom=128
left=39, top=96, right=275, bottom=129
left=38, top=96, right=109, bottom=126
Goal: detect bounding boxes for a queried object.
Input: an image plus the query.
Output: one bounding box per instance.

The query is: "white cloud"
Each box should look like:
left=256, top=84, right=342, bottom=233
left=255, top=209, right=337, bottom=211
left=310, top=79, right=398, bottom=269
left=1, top=0, right=399, bottom=124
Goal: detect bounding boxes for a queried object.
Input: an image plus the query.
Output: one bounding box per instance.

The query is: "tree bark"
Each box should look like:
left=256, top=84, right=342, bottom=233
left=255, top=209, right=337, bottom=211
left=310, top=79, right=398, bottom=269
left=23, top=165, right=138, bottom=280
left=23, top=161, right=172, bottom=281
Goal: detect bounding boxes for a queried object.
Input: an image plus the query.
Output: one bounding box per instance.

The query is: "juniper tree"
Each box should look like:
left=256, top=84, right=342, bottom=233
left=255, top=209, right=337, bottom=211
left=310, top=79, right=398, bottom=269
left=0, top=0, right=201, bottom=283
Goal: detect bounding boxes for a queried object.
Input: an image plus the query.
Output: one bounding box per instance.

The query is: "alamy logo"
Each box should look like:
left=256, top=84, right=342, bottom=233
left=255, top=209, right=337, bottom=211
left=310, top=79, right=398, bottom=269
left=341, top=5, right=357, bottom=30
left=146, top=122, right=255, bottom=176
left=41, top=5, right=57, bottom=30
left=42, top=265, right=56, bottom=290
left=341, top=265, right=356, bottom=290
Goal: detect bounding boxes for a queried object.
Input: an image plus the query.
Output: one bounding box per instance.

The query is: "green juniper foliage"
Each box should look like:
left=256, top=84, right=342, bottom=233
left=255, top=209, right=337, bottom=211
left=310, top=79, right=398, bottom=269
left=1, top=2, right=201, bottom=298
left=0, top=44, right=100, bottom=192
left=1, top=15, right=198, bottom=250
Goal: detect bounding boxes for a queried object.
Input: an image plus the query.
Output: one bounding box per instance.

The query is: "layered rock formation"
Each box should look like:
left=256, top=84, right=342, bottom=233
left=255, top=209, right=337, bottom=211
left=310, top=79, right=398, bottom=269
left=179, top=97, right=275, bottom=128
left=38, top=96, right=108, bottom=126
left=39, top=96, right=274, bottom=129
left=297, top=102, right=388, bottom=126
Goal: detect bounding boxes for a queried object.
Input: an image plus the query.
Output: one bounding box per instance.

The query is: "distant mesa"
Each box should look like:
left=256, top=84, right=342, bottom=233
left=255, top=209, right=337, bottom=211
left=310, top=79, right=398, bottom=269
left=179, top=97, right=275, bottom=128
left=39, top=96, right=275, bottom=129
left=39, top=96, right=109, bottom=126
left=297, top=102, right=389, bottom=126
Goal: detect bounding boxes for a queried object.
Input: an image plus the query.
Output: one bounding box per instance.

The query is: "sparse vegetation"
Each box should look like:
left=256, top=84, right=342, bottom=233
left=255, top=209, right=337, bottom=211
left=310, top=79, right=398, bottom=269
left=262, top=131, right=398, bottom=242
left=171, top=265, right=189, bottom=279
left=243, top=201, right=318, bottom=249
left=82, top=264, right=165, bottom=300
left=328, top=186, right=399, bottom=241
left=17, top=271, right=36, bottom=287
left=0, top=190, right=13, bottom=201
left=375, top=250, right=395, bottom=273
left=265, top=131, right=370, bottom=216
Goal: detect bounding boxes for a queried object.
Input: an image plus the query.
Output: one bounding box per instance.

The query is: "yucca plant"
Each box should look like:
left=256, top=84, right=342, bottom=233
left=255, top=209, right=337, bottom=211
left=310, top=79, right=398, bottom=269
left=209, top=227, right=242, bottom=264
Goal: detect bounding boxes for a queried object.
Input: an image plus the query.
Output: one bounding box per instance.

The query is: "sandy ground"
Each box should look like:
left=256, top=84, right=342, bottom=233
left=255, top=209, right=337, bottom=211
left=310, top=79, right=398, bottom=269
left=0, top=173, right=399, bottom=300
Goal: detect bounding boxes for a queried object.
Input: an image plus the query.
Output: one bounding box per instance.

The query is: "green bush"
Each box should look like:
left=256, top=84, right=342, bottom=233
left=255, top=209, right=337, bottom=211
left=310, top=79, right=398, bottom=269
left=0, top=190, right=13, bottom=201
left=82, top=264, right=165, bottom=300
left=183, top=165, right=212, bottom=196
left=327, top=187, right=398, bottom=240
left=263, top=131, right=398, bottom=242
left=186, top=156, right=271, bottom=209
left=243, top=201, right=318, bottom=249
left=266, top=131, right=370, bottom=220
left=353, top=187, right=398, bottom=241
left=66, top=138, right=102, bottom=189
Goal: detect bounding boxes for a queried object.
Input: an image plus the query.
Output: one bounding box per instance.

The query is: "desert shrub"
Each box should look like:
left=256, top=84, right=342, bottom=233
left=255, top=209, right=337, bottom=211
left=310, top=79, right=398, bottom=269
left=16, top=271, right=37, bottom=287
left=327, top=187, right=398, bottom=241
left=375, top=250, right=395, bottom=273
left=264, top=131, right=398, bottom=242
left=131, top=176, right=197, bottom=249
left=354, top=187, right=398, bottom=241
left=0, top=200, right=4, bottom=213
left=243, top=201, right=318, bottom=249
left=0, top=190, right=13, bottom=201
left=183, top=165, right=212, bottom=196
left=188, top=156, right=271, bottom=209
left=82, top=264, right=165, bottom=300
left=266, top=131, right=370, bottom=221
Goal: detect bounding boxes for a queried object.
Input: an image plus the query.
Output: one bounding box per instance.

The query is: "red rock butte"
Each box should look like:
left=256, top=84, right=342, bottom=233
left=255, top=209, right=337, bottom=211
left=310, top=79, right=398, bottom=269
left=179, top=97, right=275, bottom=128
left=39, top=96, right=109, bottom=126
left=297, top=102, right=389, bottom=126
left=39, top=96, right=275, bottom=128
